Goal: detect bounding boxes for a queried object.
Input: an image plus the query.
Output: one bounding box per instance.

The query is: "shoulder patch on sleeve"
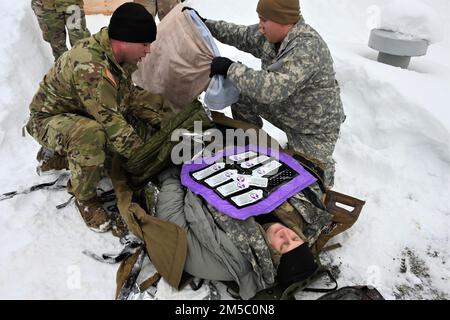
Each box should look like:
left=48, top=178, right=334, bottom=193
left=102, top=68, right=117, bottom=88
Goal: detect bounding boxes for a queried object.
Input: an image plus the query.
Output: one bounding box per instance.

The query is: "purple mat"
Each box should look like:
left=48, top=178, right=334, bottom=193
left=181, top=145, right=317, bottom=220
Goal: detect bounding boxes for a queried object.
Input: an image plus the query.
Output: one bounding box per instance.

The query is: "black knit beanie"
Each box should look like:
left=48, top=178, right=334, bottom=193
left=277, top=242, right=318, bottom=287
left=108, top=2, right=157, bottom=43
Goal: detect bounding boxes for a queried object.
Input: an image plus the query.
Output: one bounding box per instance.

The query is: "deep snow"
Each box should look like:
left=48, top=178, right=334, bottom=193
left=379, top=0, right=444, bottom=43
left=0, top=0, right=449, bottom=299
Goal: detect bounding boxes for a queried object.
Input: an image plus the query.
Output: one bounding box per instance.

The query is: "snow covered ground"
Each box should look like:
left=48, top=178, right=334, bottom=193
left=0, top=0, right=449, bottom=300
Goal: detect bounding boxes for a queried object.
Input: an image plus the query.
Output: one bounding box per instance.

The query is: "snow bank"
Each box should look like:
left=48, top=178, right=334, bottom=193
left=330, top=49, right=450, bottom=298
left=0, top=1, right=53, bottom=189
left=380, top=0, right=444, bottom=44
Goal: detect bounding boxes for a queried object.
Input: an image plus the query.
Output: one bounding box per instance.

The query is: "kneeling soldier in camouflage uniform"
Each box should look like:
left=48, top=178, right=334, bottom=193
left=204, top=0, right=346, bottom=189
left=31, top=0, right=91, bottom=60
left=26, top=3, right=168, bottom=233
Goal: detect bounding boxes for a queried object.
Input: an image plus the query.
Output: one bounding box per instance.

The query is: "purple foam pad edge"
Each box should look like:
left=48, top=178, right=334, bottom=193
left=180, top=145, right=317, bottom=220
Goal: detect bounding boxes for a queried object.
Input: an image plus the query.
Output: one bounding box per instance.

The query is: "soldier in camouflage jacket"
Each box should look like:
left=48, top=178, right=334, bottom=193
left=31, top=0, right=91, bottom=60
left=206, top=0, right=345, bottom=188
left=26, top=3, right=169, bottom=232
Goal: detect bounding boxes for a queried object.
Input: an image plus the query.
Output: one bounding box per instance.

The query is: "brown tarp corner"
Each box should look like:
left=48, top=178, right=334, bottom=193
left=110, top=156, right=187, bottom=289
left=133, top=3, right=213, bottom=113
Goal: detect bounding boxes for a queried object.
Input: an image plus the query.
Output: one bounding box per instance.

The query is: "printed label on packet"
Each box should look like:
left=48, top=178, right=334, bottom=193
left=232, top=189, right=264, bottom=207
left=240, top=155, right=270, bottom=169
left=252, top=160, right=283, bottom=177
left=217, top=175, right=269, bottom=197
left=249, top=176, right=269, bottom=188
left=217, top=175, right=251, bottom=197
left=205, top=169, right=238, bottom=187
left=228, top=151, right=258, bottom=163
left=192, top=162, right=225, bottom=180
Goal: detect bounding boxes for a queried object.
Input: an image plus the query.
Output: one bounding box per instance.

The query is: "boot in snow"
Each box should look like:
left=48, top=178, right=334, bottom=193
left=111, top=214, right=129, bottom=239
left=75, top=197, right=112, bottom=233
left=36, top=146, right=68, bottom=174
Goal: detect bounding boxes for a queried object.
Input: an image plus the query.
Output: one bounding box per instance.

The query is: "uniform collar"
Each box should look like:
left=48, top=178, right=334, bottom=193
left=94, top=27, right=138, bottom=77
left=276, top=15, right=307, bottom=56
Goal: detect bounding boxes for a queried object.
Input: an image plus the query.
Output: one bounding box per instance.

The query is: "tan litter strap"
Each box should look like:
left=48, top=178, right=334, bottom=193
left=139, top=272, right=161, bottom=292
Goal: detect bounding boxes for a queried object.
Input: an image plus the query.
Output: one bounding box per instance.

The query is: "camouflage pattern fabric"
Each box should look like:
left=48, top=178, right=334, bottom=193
left=285, top=183, right=333, bottom=245
left=31, top=114, right=107, bottom=200
left=134, top=0, right=180, bottom=20
left=206, top=16, right=346, bottom=188
left=208, top=205, right=276, bottom=288
left=123, top=100, right=213, bottom=189
left=26, top=28, right=170, bottom=201
left=31, top=0, right=91, bottom=60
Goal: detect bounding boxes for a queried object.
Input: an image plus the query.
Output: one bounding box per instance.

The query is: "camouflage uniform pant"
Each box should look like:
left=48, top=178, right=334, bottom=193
left=31, top=0, right=91, bottom=60
left=134, top=0, right=180, bottom=20
left=27, top=114, right=107, bottom=201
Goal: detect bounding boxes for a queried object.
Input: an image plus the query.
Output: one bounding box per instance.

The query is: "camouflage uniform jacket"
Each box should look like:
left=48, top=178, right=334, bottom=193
left=206, top=17, right=346, bottom=186
left=28, top=28, right=165, bottom=159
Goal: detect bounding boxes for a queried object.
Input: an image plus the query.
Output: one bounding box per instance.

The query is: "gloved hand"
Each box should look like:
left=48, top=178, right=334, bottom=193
left=182, top=7, right=206, bottom=23
left=210, top=57, right=234, bottom=78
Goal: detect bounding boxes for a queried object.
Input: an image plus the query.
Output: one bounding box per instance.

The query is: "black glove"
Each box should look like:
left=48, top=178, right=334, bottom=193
left=182, top=7, right=206, bottom=23
left=210, top=57, right=234, bottom=78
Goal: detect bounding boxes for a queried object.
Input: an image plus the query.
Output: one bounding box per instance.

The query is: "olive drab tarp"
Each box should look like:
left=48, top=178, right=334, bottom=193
left=123, top=100, right=213, bottom=189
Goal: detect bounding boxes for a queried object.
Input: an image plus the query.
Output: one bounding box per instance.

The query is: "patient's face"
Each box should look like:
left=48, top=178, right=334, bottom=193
left=266, top=223, right=304, bottom=254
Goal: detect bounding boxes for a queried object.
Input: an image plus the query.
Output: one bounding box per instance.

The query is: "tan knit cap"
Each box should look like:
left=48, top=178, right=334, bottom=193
left=256, top=0, right=300, bottom=25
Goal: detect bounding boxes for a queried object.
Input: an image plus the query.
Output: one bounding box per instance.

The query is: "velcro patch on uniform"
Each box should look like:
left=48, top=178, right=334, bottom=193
left=102, top=68, right=117, bottom=88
